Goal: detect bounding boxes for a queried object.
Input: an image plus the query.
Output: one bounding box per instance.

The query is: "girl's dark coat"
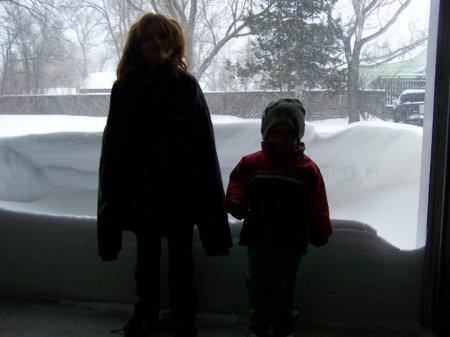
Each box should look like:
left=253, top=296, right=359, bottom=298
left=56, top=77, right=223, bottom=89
left=97, top=68, right=232, bottom=260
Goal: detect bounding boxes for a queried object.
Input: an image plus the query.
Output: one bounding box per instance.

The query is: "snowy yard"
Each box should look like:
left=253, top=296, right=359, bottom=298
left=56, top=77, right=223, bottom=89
left=0, top=114, right=427, bottom=330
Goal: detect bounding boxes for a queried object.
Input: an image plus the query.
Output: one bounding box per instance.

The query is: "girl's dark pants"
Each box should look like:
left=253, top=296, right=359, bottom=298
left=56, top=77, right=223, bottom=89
left=133, top=225, right=196, bottom=324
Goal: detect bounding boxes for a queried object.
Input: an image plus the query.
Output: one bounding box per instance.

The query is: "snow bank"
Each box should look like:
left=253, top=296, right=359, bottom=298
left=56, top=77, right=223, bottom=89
left=0, top=115, right=423, bottom=249
left=0, top=208, right=423, bottom=329
left=0, top=115, right=425, bottom=329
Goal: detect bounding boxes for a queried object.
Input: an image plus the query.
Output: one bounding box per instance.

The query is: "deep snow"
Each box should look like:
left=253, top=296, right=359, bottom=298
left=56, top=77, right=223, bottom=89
left=0, top=114, right=427, bottom=329
left=0, top=114, right=424, bottom=249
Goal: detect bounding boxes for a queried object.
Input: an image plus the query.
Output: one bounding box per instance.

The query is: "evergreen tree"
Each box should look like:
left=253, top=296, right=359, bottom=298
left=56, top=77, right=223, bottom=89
left=235, top=0, right=345, bottom=91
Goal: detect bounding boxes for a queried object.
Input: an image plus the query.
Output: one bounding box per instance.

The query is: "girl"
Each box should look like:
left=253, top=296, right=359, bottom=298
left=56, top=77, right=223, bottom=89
left=97, top=13, right=232, bottom=337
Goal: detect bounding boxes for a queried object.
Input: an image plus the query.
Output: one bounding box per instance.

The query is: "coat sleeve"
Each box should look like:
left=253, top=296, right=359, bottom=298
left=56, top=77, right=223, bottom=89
left=224, top=158, right=248, bottom=216
left=189, top=77, right=232, bottom=256
left=97, top=83, right=123, bottom=261
left=225, top=159, right=247, bottom=209
left=307, top=166, right=332, bottom=247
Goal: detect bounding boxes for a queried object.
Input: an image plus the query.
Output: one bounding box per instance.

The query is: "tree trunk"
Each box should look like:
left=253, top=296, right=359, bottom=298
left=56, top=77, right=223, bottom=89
left=347, top=51, right=361, bottom=123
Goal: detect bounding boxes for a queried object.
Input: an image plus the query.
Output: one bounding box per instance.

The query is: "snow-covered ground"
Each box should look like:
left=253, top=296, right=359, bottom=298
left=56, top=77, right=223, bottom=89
left=0, top=114, right=424, bottom=249
left=0, top=114, right=427, bottom=330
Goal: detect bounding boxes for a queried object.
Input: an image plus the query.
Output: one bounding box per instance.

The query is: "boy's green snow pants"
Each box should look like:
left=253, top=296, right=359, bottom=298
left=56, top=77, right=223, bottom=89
left=246, top=247, right=302, bottom=335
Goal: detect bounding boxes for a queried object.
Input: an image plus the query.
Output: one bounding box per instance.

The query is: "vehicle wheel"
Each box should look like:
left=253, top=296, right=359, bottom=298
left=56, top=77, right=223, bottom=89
left=393, top=111, right=400, bottom=122
left=402, top=112, right=407, bottom=123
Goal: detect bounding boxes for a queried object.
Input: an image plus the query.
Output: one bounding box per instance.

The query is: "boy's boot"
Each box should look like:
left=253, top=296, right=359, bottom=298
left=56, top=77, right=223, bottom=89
left=246, top=331, right=268, bottom=337
left=174, top=319, right=198, bottom=337
left=111, top=316, right=159, bottom=337
left=118, top=299, right=160, bottom=337
left=123, top=317, right=146, bottom=337
left=272, top=325, right=295, bottom=337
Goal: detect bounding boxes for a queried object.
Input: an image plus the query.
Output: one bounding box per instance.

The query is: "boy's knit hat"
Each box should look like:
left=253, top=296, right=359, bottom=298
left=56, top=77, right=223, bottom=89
left=261, top=98, right=306, bottom=140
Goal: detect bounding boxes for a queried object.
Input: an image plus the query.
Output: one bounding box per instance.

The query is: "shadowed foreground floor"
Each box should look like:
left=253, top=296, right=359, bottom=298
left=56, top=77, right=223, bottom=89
left=0, top=297, right=439, bottom=337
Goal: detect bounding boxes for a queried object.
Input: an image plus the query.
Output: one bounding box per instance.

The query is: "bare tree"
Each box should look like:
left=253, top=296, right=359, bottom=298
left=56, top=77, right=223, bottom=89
left=60, top=4, right=110, bottom=81
left=0, top=2, right=46, bottom=93
left=0, top=0, right=55, bottom=19
left=336, top=0, right=427, bottom=123
left=0, top=0, right=258, bottom=92
left=76, top=0, right=141, bottom=58
left=0, top=1, right=80, bottom=94
left=0, top=10, right=17, bottom=94
left=100, top=0, right=256, bottom=79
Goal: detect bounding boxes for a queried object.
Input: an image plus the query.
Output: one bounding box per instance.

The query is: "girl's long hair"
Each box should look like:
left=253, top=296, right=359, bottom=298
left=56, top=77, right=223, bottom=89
left=116, top=13, right=188, bottom=81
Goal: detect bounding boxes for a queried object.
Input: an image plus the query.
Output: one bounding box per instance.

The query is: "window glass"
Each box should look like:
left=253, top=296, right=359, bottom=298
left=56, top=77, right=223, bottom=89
left=0, top=0, right=431, bottom=250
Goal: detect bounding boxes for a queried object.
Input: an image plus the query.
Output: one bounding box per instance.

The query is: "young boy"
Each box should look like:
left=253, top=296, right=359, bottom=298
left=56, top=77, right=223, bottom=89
left=225, top=98, right=332, bottom=337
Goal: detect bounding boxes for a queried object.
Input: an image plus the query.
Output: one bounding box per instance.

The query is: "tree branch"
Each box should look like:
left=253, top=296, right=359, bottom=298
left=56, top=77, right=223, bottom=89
left=360, top=0, right=412, bottom=45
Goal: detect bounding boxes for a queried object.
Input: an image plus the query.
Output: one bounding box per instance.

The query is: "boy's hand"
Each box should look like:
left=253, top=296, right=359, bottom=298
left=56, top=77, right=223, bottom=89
left=309, top=235, right=329, bottom=247
left=226, top=201, right=247, bottom=220
left=100, top=252, right=118, bottom=261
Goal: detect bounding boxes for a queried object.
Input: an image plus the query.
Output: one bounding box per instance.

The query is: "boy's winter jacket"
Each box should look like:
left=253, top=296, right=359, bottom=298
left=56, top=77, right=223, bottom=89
left=97, top=67, right=232, bottom=261
left=225, top=141, right=332, bottom=255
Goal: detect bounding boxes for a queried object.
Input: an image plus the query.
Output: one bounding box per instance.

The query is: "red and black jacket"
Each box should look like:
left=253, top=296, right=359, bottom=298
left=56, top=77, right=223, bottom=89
left=225, top=141, right=332, bottom=255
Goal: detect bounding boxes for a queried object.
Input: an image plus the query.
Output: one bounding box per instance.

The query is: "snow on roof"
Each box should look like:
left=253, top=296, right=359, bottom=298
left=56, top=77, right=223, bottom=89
left=400, top=89, right=425, bottom=95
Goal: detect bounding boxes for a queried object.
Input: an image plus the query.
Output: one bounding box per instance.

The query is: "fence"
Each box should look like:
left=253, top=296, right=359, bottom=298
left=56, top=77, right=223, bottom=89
left=369, top=75, right=426, bottom=105
left=0, top=90, right=387, bottom=120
